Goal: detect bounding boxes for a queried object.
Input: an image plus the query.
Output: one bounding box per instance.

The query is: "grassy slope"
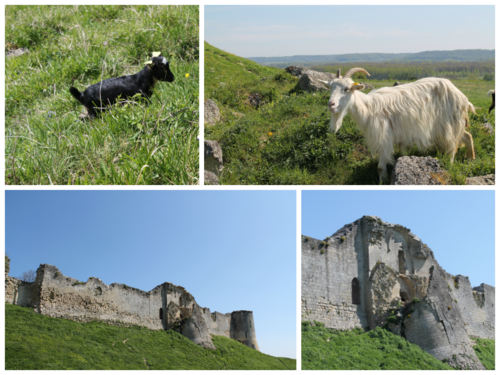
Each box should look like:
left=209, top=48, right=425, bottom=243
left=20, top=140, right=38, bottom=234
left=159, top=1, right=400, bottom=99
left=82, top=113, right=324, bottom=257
left=473, top=338, right=495, bottom=370
left=6, top=6, right=199, bottom=185
left=5, top=304, right=295, bottom=370
left=205, top=42, right=495, bottom=185
left=302, top=323, right=454, bottom=370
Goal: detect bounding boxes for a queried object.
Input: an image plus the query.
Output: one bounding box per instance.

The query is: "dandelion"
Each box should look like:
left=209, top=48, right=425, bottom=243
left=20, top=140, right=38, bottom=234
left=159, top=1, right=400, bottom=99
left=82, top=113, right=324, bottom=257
left=185, top=73, right=189, bottom=78
left=268, top=132, right=273, bottom=136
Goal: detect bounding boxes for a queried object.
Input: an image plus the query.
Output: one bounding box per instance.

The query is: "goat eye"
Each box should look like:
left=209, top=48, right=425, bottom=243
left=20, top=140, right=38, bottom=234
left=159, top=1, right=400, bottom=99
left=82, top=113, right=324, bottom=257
left=345, top=88, right=349, bottom=92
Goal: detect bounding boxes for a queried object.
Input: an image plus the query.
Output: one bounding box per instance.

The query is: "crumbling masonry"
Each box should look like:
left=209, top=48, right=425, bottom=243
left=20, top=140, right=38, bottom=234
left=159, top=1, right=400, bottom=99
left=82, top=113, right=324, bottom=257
left=302, top=216, right=494, bottom=370
left=5, top=263, right=259, bottom=351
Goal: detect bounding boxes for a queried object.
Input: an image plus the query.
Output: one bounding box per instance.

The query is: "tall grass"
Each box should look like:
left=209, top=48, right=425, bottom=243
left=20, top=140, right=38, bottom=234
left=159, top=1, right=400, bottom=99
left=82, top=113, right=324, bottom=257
left=6, top=304, right=295, bottom=370
left=6, top=5, right=199, bottom=185
left=204, top=42, right=495, bottom=185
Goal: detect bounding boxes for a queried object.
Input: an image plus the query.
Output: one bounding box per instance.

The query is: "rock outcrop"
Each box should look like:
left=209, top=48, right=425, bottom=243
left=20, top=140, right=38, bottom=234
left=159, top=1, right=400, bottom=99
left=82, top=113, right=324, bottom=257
left=204, top=100, right=220, bottom=126
left=466, top=174, right=495, bottom=185
left=204, top=140, right=223, bottom=184
left=302, top=216, right=493, bottom=370
left=391, top=156, right=446, bottom=185
left=6, top=263, right=260, bottom=352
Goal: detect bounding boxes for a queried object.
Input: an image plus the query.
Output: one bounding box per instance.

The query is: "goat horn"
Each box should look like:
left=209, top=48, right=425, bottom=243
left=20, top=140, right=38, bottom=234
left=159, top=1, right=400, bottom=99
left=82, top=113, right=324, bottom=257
left=343, top=68, right=371, bottom=79
left=336, top=69, right=341, bottom=79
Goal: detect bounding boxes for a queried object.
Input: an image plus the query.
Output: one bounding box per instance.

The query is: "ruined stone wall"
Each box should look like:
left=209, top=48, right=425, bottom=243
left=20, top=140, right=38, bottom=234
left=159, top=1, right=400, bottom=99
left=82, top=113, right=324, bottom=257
left=404, top=263, right=485, bottom=370
left=445, top=275, right=495, bottom=339
left=302, top=216, right=494, bottom=370
left=5, top=263, right=260, bottom=352
left=5, top=276, right=36, bottom=308
left=37, top=264, right=164, bottom=329
left=301, top=223, right=368, bottom=330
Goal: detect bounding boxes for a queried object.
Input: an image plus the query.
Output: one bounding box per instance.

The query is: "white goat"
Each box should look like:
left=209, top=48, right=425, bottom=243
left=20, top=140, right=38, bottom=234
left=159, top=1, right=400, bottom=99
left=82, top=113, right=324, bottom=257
left=319, top=68, right=475, bottom=183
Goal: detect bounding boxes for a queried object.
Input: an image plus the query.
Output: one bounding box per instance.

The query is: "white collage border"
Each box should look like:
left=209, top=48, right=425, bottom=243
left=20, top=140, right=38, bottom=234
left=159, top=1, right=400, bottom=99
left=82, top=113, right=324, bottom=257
left=1, top=1, right=498, bottom=373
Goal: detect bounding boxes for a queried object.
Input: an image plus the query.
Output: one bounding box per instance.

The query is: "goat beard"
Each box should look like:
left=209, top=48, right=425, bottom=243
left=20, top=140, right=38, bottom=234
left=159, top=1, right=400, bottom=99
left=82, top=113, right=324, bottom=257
left=329, top=107, right=348, bottom=133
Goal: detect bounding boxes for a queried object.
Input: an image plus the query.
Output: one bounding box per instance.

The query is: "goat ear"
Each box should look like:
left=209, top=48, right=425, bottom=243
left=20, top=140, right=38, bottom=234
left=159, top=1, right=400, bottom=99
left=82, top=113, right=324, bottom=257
left=352, top=82, right=365, bottom=91
left=318, top=80, right=330, bottom=88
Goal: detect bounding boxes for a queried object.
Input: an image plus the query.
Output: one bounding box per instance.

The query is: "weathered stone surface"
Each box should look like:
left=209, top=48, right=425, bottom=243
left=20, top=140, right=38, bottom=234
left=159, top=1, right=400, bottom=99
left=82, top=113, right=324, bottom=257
left=7, top=48, right=29, bottom=58
left=204, top=170, right=219, bottom=185
left=298, top=70, right=335, bottom=92
left=466, top=174, right=495, bottom=185
left=391, top=156, right=446, bottom=185
left=285, top=66, right=306, bottom=77
left=248, top=93, right=262, bottom=108
left=230, top=311, right=260, bottom=351
left=204, top=99, right=220, bottom=126
left=481, top=122, right=494, bottom=134
left=6, top=263, right=260, bottom=351
left=302, top=216, right=494, bottom=370
left=178, top=303, right=216, bottom=350
left=204, top=140, right=223, bottom=176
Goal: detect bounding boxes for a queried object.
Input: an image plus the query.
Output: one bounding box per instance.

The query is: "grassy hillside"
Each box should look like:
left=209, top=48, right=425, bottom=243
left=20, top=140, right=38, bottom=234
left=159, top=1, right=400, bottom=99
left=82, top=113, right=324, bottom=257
left=5, top=304, right=295, bottom=370
left=473, top=338, right=495, bottom=370
left=6, top=6, right=199, bottom=185
left=302, top=322, right=454, bottom=370
left=205, top=42, right=495, bottom=185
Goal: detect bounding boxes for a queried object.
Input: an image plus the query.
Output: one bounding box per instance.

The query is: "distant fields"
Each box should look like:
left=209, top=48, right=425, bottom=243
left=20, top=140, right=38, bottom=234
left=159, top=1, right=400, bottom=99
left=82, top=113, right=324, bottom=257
left=5, top=304, right=296, bottom=370
left=205, top=42, right=495, bottom=185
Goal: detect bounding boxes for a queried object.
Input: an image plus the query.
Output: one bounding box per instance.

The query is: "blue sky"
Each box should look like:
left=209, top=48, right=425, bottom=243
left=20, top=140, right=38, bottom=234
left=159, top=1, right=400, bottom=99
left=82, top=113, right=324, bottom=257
left=5, top=190, right=296, bottom=359
left=205, top=5, right=495, bottom=57
left=302, top=190, right=494, bottom=288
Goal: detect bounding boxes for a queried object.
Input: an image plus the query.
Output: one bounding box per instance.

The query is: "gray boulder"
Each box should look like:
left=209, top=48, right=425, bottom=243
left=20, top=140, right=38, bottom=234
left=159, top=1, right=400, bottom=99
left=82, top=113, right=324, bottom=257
left=481, top=122, right=494, bottom=134
left=204, top=171, right=219, bottom=185
left=298, top=70, right=336, bottom=92
left=466, top=174, right=495, bottom=185
left=7, top=48, right=29, bottom=58
left=285, top=66, right=307, bottom=77
left=391, top=156, right=446, bottom=185
left=204, top=100, right=220, bottom=126
left=204, top=140, right=223, bottom=177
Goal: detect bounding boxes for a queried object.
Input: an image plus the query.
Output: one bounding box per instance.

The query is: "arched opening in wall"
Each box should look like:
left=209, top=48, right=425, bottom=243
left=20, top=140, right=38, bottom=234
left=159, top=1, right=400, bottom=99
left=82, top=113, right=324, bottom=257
left=179, top=296, right=183, bottom=306
left=159, top=308, right=163, bottom=320
left=352, top=278, right=361, bottom=305
left=398, top=251, right=405, bottom=274
left=400, top=291, right=410, bottom=302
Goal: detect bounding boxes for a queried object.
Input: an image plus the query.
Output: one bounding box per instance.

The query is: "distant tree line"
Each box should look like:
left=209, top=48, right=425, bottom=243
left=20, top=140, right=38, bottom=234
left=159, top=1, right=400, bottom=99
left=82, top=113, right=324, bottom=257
left=310, top=61, right=495, bottom=81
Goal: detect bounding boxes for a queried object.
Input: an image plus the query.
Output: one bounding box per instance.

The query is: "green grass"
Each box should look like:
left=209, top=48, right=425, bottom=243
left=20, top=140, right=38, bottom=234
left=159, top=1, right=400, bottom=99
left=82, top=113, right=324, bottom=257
left=5, top=304, right=295, bottom=370
left=205, top=42, right=495, bottom=185
left=301, top=322, right=454, bottom=370
left=473, top=338, right=495, bottom=370
left=6, top=6, right=199, bottom=185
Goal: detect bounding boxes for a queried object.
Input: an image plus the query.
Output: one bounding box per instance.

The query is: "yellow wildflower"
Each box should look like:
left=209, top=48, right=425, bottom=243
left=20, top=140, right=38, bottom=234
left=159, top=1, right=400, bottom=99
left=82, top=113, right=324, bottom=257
left=268, top=132, right=273, bottom=136
left=185, top=73, right=189, bottom=78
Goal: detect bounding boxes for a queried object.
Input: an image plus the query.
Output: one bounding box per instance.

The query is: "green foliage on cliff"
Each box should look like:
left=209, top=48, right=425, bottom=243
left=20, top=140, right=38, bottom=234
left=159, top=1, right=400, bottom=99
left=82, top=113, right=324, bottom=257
left=6, top=304, right=295, bottom=370
left=205, top=43, right=495, bottom=185
left=302, top=322, right=453, bottom=370
left=473, top=338, right=495, bottom=370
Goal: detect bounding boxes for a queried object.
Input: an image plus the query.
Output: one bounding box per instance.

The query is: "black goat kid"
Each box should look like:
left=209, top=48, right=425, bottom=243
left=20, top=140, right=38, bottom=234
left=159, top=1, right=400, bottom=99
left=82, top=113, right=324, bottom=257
left=70, top=54, right=174, bottom=118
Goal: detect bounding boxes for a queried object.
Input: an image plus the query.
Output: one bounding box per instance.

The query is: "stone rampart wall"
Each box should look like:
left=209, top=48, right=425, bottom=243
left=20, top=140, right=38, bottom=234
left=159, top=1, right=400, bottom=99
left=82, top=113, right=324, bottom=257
left=446, top=275, right=495, bottom=339
left=5, top=263, right=260, bottom=351
left=37, top=264, right=164, bottom=330
left=5, top=276, right=36, bottom=307
left=302, top=233, right=367, bottom=330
